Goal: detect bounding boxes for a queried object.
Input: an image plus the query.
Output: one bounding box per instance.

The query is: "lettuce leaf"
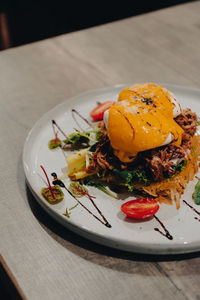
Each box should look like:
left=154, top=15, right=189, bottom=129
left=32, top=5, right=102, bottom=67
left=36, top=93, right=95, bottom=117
left=64, top=132, right=90, bottom=145
left=83, top=179, right=117, bottom=198
left=112, top=168, right=150, bottom=190
left=64, top=129, right=101, bottom=147
left=193, top=180, right=200, bottom=205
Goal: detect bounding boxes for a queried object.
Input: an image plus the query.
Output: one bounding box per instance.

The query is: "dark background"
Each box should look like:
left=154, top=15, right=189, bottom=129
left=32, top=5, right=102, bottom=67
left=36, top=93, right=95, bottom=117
left=0, top=0, right=196, bottom=50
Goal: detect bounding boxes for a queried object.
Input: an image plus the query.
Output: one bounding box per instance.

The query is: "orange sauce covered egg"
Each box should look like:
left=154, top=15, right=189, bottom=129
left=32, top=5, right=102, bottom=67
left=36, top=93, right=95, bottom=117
left=105, top=97, right=183, bottom=163
left=118, top=83, right=181, bottom=119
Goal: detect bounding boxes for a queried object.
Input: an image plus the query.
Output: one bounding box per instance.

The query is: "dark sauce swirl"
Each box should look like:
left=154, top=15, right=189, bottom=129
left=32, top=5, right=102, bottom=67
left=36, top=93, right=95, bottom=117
left=51, top=173, right=112, bottom=228
left=154, top=215, right=173, bottom=240
left=183, top=200, right=200, bottom=222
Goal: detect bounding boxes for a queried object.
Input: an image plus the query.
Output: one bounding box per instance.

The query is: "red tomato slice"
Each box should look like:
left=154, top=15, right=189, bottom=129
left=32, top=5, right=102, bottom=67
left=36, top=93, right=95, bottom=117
left=90, top=101, right=115, bottom=121
left=121, top=198, right=159, bottom=219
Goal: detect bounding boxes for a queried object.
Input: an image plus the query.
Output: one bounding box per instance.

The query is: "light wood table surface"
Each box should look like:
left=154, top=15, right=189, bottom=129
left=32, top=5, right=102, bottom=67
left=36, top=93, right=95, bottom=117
left=1, top=2, right=200, bottom=299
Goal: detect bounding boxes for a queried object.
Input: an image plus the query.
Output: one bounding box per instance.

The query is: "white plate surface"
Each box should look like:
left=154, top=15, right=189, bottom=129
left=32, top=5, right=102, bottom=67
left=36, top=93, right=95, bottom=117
left=23, top=84, right=200, bottom=254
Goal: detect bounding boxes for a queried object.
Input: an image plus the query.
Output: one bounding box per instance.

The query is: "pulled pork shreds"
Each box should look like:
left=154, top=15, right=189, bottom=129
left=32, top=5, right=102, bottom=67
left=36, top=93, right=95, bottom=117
left=143, top=143, right=186, bottom=181
left=87, top=109, right=198, bottom=182
left=86, top=140, right=110, bottom=173
left=86, top=121, right=127, bottom=173
left=98, top=121, right=108, bottom=143
left=175, top=108, right=197, bottom=136
left=140, top=108, right=197, bottom=181
left=86, top=121, right=112, bottom=173
left=181, top=132, right=192, bottom=151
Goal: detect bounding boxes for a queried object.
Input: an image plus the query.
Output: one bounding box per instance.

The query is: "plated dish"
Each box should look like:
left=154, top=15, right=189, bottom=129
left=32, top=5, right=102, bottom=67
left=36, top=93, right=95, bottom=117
left=23, top=84, right=200, bottom=254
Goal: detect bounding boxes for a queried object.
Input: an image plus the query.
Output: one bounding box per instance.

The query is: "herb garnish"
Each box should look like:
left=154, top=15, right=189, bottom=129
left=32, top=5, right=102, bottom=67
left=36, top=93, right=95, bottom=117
left=63, top=208, right=70, bottom=218
left=64, top=131, right=90, bottom=145
left=63, top=204, right=79, bottom=218
left=69, top=182, right=93, bottom=198
left=193, top=179, right=200, bottom=205
left=168, top=160, right=187, bottom=178
left=141, top=98, right=153, bottom=105
left=113, top=169, right=150, bottom=191
left=83, top=179, right=117, bottom=199
left=63, top=129, right=101, bottom=148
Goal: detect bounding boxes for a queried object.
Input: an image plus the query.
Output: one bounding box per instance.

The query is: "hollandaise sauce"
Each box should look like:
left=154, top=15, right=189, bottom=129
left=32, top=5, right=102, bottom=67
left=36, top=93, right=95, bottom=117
left=107, top=100, right=183, bottom=163
left=118, top=83, right=180, bottom=119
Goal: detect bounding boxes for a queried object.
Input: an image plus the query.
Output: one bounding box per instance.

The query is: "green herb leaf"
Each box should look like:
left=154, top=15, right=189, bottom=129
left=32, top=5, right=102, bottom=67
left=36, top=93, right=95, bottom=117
left=64, top=132, right=90, bottom=145
left=83, top=179, right=117, bottom=199
left=63, top=203, right=78, bottom=218
left=48, top=138, right=62, bottom=149
left=113, top=168, right=150, bottom=188
left=193, top=180, right=200, bottom=205
left=69, top=182, right=89, bottom=198
left=125, top=183, right=134, bottom=192
left=64, top=128, right=101, bottom=148
left=63, top=208, right=71, bottom=218
left=69, top=203, right=79, bottom=211
left=169, top=160, right=187, bottom=178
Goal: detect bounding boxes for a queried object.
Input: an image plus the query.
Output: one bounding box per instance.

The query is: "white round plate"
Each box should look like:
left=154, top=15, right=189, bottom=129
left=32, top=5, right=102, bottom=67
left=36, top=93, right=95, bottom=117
left=23, top=84, right=200, bottom=255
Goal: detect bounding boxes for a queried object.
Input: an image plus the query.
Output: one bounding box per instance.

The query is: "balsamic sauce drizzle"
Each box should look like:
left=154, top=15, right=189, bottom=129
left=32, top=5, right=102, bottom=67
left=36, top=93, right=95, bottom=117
left=52, top=120, right=68, bottom=139
left=52, top=109, right=93, bottom=142
left=51, top=173, right=111, bottom=228
left=52, top=120, right=57, bottom=139
left=71, top=109, right=93, bottom=130
left=153, top=215, right=173, bottom=240
left=50, top=110, right=111, bottom=227
left=87, top=195, right=111, bottom=227
left=183, top=200, right=200, bottom=222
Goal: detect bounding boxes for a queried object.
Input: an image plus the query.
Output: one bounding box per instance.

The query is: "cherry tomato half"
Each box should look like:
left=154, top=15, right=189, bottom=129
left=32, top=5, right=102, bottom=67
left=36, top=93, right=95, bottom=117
left=121, top=198, right=159, bottom=219
left=90, top=101, right=115, bottom=121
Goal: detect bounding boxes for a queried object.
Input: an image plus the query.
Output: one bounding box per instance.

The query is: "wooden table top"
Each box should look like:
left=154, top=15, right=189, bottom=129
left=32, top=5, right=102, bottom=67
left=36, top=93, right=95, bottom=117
left=0, top=2, right=200, bottom=299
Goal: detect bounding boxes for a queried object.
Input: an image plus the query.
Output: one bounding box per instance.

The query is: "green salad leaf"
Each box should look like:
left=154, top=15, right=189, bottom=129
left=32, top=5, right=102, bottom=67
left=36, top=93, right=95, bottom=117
left=193, top=180, right=200, bottom=205
left=168, top=160, right=187, bottom=178
left=83, top=179, right=117, bottom=199
left=112, top=168, right=150, bottom=191
left=64, top=132, right=90, bottom=145
left=69, top=182, right=89, bottom=198
left=64, top=129, right=101, bottom=148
